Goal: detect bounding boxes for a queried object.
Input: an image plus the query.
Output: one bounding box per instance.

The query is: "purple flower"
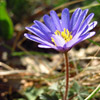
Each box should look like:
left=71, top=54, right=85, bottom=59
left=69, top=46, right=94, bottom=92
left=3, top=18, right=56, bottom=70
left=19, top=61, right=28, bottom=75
left=24, top=8, right=97, bottom=52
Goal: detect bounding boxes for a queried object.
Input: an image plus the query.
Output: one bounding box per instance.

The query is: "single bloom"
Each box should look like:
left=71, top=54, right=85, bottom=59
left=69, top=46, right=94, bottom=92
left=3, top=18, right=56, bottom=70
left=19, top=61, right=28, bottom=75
left=24, top=8, right=97, bottom=52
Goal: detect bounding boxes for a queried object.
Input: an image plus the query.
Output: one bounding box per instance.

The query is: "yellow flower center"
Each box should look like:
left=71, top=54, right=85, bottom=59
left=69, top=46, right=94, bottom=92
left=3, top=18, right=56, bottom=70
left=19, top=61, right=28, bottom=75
left=51, top=28, right=73, bottom=46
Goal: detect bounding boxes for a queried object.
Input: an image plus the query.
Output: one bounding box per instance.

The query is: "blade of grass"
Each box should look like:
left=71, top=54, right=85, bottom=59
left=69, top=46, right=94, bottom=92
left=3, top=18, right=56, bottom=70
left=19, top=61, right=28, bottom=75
left=58, top=3, right=100, bottom=17
left=85, top=84, right=100, bottom=100
left=11, top=51, right=52, bottom=57
left=88, top=39, right=100, bottom=47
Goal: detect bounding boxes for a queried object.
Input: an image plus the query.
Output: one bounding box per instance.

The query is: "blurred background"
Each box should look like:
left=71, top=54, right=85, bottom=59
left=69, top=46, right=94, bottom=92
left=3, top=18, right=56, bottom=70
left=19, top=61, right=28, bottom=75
left=0, top=0, right=100, bottom=100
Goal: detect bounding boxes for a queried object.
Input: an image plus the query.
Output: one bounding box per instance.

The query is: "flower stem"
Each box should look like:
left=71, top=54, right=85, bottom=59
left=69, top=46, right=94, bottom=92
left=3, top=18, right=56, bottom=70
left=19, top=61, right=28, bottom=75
left=64, top=52, right=69, bottom=100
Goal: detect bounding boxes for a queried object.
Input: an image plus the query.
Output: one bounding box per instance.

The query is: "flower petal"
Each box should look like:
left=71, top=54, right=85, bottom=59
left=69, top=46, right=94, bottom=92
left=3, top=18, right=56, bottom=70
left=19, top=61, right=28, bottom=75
left=79, top=31, right=96, bottom=41
left=50, top=10, right=62, bottom=31
left=38, top=44, right=57, bottom=50
left=34, top=20, right=52, bottom=41
left=65, top=31, right=95, bottom=50
left=80, top=21, right=97, bottom=35
left=70, top=8, right=82, bottom=31
left=77, top=13, right=94, bottom=35
left=64, top=37, right=81, bottom=50
left=24, top=33, right=53, bottom=46
left=72, top=9, right=88, bottom=36
left=38, top=44, right=52, bottom=48
left=25, top=27, right=44, bottom=38
left=61, top=8, right=70, bottom=30
left=26, top=25, right=52, bottom=42
left=43, top=14, right=57, bottom=33
left=34, top=20, right=51, bottom=34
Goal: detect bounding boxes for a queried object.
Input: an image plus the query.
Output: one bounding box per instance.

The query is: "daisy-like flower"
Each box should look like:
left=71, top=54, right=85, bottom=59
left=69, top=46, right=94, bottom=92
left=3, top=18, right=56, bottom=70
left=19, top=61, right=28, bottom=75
left=24, top=8, right=97, bottom=52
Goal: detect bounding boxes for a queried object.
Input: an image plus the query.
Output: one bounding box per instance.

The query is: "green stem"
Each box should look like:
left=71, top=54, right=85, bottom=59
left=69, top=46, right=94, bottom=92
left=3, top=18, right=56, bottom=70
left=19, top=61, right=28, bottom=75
left=64, top=52, right=69, bottom=100
left=85, top=84, right=100, bottom=100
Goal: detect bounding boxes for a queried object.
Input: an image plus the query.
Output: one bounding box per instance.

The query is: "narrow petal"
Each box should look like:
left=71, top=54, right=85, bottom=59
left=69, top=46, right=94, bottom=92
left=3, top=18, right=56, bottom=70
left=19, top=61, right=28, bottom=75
left=26, top=26, right=52, bottom=42
left=38, top=44, right=57, bottom=50
left=72, top=9, right=88, bottom=34
left=30, top=24, right=39, bottom=29
left=61, top=8, right=70, bottom=30
left=80, top=21, right=97, bottom=35
left=50, top=10, right=62, bottom=31
left=34, top=20, right=52, bottom=41
left=70, top=8, right=82, bottom=31
left=26, top=27, right=44, bottom=37
left=38, top=44, right=52, bottom=48
left=34, top=20, right=51, bottom=34
left=79, top=31, right=96, bottom=41
left=24, top=33, right=53, bottom=46
left=43, top=14, right=57, bottom=33
left=65, top=31, right=95, bottom=50
left=88, top=21, right=97, bottom=31
left=64, top=37, right=81, bottom=49
left=77, top=13, right=94, bottom=35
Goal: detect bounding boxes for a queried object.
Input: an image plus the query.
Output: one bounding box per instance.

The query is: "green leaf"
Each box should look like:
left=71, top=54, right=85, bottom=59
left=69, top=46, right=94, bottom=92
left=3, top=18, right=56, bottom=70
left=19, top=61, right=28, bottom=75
left=49, top=83, right=58, bottom=91
left=96, top=0, right=100, bottom=3
left=78, top=95, right=84, bottom=100
left=0, top=0, right=14, bottom=39
left=72, top=80, right=80, bottom=93
left=40, top=94, right=53, bottom=100
left=80, top=92, right=89, bottom=97
left=39, top=94, right=58, bottom=100
left=24, top=87, right=44, bottom=100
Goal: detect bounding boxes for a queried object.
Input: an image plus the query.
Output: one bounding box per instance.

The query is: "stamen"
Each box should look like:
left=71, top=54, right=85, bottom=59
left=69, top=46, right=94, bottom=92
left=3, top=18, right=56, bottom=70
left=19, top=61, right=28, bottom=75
left=64, top=28, right=66, bottom=33
left=61, top=28, right=72, bottom=42
left=51, top=37, right=56, bottom=46
left=54, top=30, right=60, bottom=35
left=51, top=28, right=73, bottom=46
